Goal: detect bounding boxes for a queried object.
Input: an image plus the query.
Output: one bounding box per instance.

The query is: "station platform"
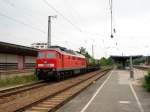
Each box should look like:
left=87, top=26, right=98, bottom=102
left=56, top=69, right=150, bottom=112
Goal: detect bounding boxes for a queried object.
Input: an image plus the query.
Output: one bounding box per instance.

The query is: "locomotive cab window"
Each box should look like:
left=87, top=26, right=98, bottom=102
left=38, top=52, right=45, bottom=58
left=47, top=52, right=56, bottom=58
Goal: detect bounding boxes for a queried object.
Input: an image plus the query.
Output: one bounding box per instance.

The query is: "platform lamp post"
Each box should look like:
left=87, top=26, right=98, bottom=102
left=47, top=15, right=57, bottom=48
left=130, top=56, right=134, bottom=79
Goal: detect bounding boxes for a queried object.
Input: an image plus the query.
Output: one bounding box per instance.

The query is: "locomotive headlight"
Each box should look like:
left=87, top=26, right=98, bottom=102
left=38, top=64, right=44, bottom=67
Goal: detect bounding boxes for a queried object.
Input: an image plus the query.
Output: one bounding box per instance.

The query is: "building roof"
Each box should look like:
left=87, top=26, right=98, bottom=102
left=110, top=55, right=143, bottom=61
left=0, top=41, right=37, bottom=56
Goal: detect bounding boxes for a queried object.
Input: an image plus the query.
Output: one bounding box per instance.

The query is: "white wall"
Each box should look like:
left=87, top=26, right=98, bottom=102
left=0, top=53, right=6, bottom=63
left=0, top=53, right=17, bottom=63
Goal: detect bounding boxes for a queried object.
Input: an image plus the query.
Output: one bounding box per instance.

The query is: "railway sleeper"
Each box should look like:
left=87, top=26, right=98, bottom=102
left=23, top=71, right=110, bottom=112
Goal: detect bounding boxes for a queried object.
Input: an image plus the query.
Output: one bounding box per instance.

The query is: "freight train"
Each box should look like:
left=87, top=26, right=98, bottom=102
left=35, top=46, right=100, bottom=80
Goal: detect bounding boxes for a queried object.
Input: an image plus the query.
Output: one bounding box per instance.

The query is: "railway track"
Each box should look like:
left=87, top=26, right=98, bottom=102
left=0, top=69, right=111, bottom=112
left=0, top=81, right=48, bottom=96
left=0, top=81, right=50, bottom=104
left=15, top=69, right=111, bottom=112
left=133, top=65, right=149, bottom=71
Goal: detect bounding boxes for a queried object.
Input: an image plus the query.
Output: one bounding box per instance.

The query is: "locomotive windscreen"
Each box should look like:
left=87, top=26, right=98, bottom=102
left=47, top=52, right=55, bottom=58
left=38, top=51, right=56, bottom=59
left=38, top=52, right=45, bottom=58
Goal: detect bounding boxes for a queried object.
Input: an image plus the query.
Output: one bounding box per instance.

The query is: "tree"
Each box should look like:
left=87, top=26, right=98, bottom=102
left=79, top=47, right=86, bottom=55
left=99, top=57, right=113, bottom=66
left=79, top=47, right=96, bottom=65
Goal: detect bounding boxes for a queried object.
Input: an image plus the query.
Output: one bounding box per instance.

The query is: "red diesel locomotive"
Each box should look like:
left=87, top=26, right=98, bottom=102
left=35, top=46, right=87, bottom=80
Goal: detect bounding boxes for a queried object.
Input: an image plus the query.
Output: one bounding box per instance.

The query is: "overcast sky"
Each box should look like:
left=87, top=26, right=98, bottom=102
left=0, top=0, right=150, bottom=58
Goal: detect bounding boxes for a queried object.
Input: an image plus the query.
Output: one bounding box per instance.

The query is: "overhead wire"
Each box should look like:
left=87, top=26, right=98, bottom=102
left=0, top=12, right=46, bottom=34
left=1, top=0, right=47, bottom=29
left=42, top=0, right=105, bottom=41
left=63, top=0, right=86, bottom=30
left=42, top=0, right=82, bottom=32
left=42, top=0, right=98, bottom=51
left=62, top=0, right=102, bottom=41
left=0, top=0, right=107, bottom=51
left=62, top=0, right=78, bottom=24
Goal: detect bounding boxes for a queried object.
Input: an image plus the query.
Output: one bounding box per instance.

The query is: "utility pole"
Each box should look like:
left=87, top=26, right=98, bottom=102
left=47, top=15, right=57, bottom=48
left=92, top=44, right=94, bottom=58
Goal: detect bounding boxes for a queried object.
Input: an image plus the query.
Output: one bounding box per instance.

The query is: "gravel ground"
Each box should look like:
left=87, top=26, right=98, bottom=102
left=0, top=71, right=100, bottom=112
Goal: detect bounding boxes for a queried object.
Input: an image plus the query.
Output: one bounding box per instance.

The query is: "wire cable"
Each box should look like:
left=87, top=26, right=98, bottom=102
left=1, top=0, right=47, bottom=28
left=0, top=12, right=46, bottom=34
left=42, top=0, right=82, bottom=32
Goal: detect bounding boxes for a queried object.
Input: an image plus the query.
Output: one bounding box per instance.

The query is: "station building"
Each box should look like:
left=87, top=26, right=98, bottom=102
left=110, top=55, right=142, bottom=69
left=0, top=41, right=38, bottom=71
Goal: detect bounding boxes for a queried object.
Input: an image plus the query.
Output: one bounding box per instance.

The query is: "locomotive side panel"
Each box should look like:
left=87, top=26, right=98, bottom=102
left=35, top=47, right=89, bottom=80
left=55, top=52, right=63, bottom=69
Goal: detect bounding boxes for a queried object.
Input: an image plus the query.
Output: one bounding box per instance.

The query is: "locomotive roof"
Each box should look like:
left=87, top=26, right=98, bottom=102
left=40, top=46, right=85, bottom=58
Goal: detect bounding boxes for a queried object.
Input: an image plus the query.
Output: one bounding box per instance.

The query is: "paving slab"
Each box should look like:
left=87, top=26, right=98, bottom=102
left=133, top=68, right=150, bottom=112
left=56, top=71, right=110, bottom=112
left=56, top=69, right=149, bottom=112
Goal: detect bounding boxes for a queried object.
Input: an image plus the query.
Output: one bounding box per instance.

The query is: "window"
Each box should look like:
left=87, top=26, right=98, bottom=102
left=47, top=52, right=55, bottom=58
left=38, top=52, right=45, bottom=58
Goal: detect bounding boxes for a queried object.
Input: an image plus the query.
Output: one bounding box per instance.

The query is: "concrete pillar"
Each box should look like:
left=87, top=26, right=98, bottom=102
left=130, top=56, right=134, bottom=79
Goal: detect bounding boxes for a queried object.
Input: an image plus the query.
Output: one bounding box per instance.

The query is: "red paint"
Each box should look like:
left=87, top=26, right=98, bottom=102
left=35, top=49, right=86, bottom=70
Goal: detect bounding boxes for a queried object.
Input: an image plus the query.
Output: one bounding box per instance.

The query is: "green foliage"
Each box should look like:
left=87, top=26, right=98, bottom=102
left=143, top=69, right=150, bottom=91
left=0, top=75, right=37, bottom=88
left=79, top=47, right=92, bottom=58
left=79, top=47, right=97, bottom=65
left=99, top=57, right=113, bottom=66
left=79, top=47, right=86, bottom=55
left=79, top=47, right=113, bottom=66
left=133, top=57, right=145, bottom=65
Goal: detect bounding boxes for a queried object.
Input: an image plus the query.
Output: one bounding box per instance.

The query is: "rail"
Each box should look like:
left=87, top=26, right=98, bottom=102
left=16, top=69, right=111, bottom=112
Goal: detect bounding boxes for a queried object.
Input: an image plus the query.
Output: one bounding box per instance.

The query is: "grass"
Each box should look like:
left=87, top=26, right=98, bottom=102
left=0, top=75, right=38, bottom=88
left=143, top=69, right=150, bottom=92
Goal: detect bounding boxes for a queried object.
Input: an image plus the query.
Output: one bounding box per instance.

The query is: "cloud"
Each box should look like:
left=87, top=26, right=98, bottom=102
left=0, top=0, right=150, bottom=58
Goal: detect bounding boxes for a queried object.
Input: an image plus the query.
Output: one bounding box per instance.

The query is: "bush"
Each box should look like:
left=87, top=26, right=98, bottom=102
left=143, top=69, right=150, bottom=91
